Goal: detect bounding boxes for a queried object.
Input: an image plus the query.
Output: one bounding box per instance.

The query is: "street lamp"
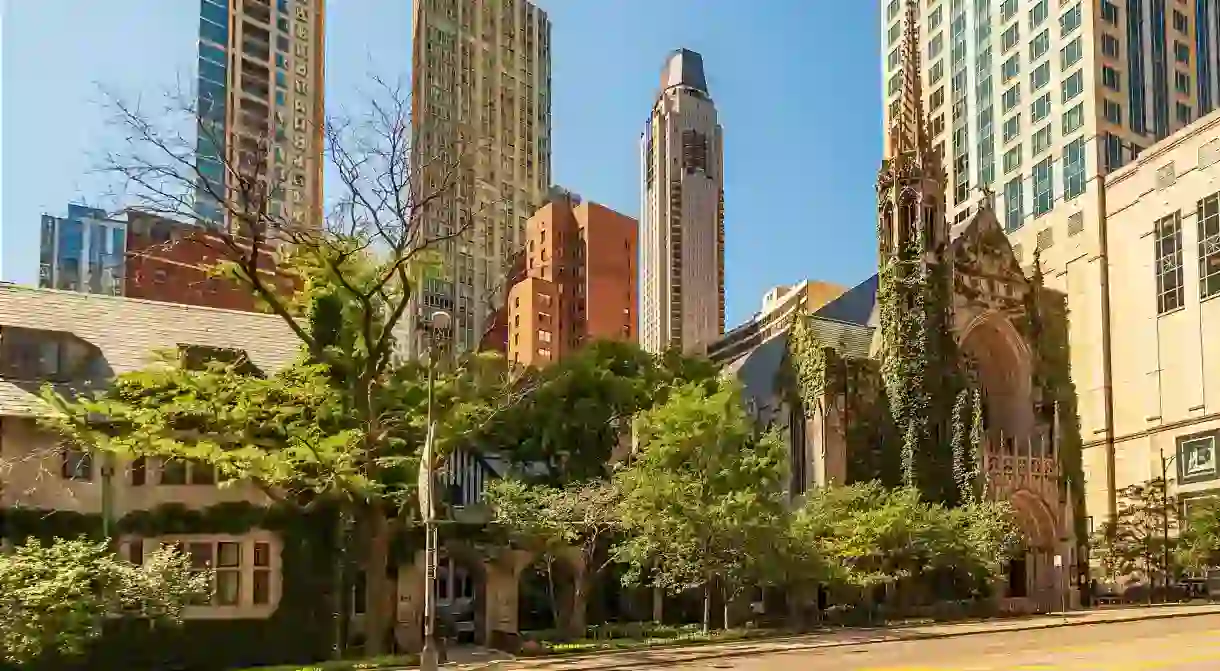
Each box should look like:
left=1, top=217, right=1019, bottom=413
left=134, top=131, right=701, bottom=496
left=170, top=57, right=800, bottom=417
left=1160, top=446, right=1178, bottom=596
left=419, top=310, right=450, bottom=671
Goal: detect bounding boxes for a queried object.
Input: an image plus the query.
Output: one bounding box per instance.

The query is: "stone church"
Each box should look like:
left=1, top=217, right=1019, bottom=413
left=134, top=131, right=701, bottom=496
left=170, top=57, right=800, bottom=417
left=720, top=0, right=1082, bottom=613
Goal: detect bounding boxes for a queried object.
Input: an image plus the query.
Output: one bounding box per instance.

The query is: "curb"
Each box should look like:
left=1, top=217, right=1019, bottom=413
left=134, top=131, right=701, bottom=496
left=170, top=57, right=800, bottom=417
left=500, top=607, right=1220, bottom=670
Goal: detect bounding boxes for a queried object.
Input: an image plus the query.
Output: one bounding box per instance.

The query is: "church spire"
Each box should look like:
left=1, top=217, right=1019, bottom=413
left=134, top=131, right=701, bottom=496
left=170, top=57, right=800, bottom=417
left=888, top=0, right=928, bottom=160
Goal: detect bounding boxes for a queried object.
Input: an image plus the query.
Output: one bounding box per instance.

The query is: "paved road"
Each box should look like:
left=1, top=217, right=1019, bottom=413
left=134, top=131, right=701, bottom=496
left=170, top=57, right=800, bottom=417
left=506, top=614, right=1220, bottom=670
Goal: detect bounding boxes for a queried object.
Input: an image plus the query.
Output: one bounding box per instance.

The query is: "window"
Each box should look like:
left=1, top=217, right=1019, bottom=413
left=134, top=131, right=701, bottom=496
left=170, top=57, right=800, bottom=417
left=1062, top=103, right=1084, bottom=135
left=1197, top=192, right=1220, bottom=299
left=1177, top=103, right=1193, bottom=125
left=1003, top=114, right=1021, bottom=143
left=929, top=5, right=943, bottom=29
left=1030, top=29, right=1050, bottom=60
left=1060, top=37, right=1082, bottom=69
left=1176, top=71, right=1192, bottom=94
left=929, top=35, right=943, bottom=59
left=1174, top=41, right=1190, bottom=65
left=1100, top=66, right=1120, bottom=91
left=1029, top=0, right=1048, bottom=27
left=1100, top=0, right=1119, bottom=24
left=1004, top=145, right=1023, bottom=173
left=1031, top=62, right=1051, bottom=90
left=1000, top=0, right=1018, bottom=21
left=1002, top=23, right=1020, bottom=52
left=1032, top=124, right=1053, bottom=154
left=1059, top=3, right=1081, bottom=36
left=1173, top=10, right=1189, bottom=33
left=1101, top=34, right=1120, bottom=58
left=1104, top=99, right=1123, bottom=124
left=1002, top=54, right=1021, bottom=82
left=537, top=329, right=552, bottom=343
left=61, top=447, right=93, bottom=481
left=1031, top=92, right=1052, bottom=122
left=931, top=87, right=945, bottom=110
left=159, top=459, right=216, bottom=486
left=1156, top=212, right=1186, bottom=314
left=1033, top=157, right=1054, bottom=216
left=160, top=537, right=278, bottom=609
left=1004, top=177, right=1024, bottom=232
left=1062, top=70, right=1084, bottom=101
left=931, top=60, right=945, bottom=83
left=1002, top=84, right=1021, bottom=112
left=1063, top=137, right=1086, bottom=200
left=0, top=329, right=98, bottom=383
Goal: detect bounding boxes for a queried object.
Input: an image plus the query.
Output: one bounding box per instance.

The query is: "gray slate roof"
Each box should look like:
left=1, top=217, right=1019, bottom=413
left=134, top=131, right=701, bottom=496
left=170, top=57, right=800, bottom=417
left=0, top=284, right=300, bottom=417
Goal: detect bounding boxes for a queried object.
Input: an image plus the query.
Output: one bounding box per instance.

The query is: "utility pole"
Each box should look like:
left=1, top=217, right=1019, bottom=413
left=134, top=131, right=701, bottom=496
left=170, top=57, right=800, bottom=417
left=419, top=310, right=451, bottom=671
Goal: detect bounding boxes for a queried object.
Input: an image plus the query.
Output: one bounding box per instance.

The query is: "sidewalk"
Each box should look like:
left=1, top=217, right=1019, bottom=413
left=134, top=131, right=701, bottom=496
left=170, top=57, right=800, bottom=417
left=443, top=602, right=1220, bottom=671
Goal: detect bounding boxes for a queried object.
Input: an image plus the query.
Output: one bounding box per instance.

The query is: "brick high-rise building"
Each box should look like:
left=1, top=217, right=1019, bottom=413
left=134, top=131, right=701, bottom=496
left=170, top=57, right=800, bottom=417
left=507, top=192, right=637, bottom=367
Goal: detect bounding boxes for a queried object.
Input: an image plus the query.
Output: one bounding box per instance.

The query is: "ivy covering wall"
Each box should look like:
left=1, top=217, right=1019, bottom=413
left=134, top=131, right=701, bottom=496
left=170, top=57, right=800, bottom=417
left=0, top=502, right=339, bottom=671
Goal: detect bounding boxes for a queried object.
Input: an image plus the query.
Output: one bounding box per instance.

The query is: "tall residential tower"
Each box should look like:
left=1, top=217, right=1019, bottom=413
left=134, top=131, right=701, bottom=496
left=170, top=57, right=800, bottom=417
left=410, top=0, right=553, bottom=352
left=639, top=49, right=725, bottom=355
left=196, top=0, right=326, bottom=229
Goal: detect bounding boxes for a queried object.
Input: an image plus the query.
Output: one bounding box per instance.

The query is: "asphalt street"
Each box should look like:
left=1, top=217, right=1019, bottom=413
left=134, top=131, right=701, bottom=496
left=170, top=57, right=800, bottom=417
left=505, top=613, right=1220, bottom=671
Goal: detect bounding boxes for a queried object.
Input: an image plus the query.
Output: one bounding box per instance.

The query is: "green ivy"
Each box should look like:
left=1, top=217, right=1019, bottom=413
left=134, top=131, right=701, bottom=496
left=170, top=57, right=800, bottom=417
left=1, top=502, right=340, bottom=671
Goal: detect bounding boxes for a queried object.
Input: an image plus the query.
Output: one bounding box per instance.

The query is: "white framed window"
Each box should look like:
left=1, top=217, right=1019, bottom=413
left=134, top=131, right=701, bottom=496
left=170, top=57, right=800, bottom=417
left=126, top=533, right=282, bottom=617
left=1154, top=212, right=1185, bottom=314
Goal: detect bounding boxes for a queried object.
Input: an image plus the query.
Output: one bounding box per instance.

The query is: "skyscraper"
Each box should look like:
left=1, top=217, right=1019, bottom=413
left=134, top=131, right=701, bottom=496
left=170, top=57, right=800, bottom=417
left=879, top=0, right=1216, bottom=237
left=38, top=205, right=126, bottom=296
left=409, top=0, right=553, bottom=353
left=196, top=0, right=325, bottom=229
left=639, top=48, right=725, bottom=355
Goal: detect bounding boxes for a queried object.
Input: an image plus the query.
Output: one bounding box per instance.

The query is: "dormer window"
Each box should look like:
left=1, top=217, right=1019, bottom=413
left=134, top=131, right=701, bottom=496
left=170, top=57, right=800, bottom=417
left=177, top=344, right=260, bottom=376
left=0, top=327, right=101, bottom=383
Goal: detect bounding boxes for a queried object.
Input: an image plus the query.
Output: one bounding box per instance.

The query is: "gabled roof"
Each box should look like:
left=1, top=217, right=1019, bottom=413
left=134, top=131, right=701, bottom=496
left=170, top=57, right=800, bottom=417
left=813, top=274, right=879, bottom=326
left=0, top=284, right=299, bottom=416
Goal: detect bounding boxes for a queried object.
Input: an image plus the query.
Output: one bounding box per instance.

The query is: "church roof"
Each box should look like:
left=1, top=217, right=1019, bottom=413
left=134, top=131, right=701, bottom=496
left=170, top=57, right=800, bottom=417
left=724, top=314, right=876, bottom=414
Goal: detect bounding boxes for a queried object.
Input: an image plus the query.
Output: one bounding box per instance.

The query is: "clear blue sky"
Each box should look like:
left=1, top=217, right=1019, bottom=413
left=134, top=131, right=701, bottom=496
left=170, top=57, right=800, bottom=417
left=0, top=0, right=882, bottom=327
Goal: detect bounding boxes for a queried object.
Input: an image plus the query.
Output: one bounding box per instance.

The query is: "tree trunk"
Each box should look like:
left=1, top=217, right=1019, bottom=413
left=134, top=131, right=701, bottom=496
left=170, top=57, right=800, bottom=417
left=364, top=509, right=393, bottom=656
left=651, top=586, right=664, bottom=623
left=566, top=571, right=590, bottom=640
left=545, top=560, right=561, bottom=630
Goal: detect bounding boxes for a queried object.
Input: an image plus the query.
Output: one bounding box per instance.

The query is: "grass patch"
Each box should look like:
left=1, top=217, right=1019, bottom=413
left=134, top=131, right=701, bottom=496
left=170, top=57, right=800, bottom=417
left=234, top=654, right=417, bottom=671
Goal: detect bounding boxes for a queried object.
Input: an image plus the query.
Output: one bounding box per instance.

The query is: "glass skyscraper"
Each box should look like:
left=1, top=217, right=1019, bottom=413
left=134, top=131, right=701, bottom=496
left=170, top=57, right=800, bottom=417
left=196, top=0, right=325, bottom=228
left=38, top=204, right=126, bottom=296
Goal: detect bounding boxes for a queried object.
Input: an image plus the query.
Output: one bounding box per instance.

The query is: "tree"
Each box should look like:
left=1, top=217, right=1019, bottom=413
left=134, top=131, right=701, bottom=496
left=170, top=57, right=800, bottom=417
left=0, top=538, right=209, bottom=666
left=1178, top=497, right=1220, bottom=572
left=43, top=78, right=528, bottom=657
left=477, top=341, right=719, bottom=485
left=1091, top=479, right=1179, bottom=587
left=611, top=381, right=787, bottom=633
left=792, top=483, right=1019, bottom=611
left=485, top=478, right=620, bottom=637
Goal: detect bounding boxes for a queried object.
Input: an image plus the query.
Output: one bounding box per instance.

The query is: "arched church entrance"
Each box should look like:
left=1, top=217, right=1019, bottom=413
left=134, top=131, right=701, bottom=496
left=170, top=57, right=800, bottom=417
left=958, top=313, right=1036, bottom=452
left=958, top=313, right=1062, bottom=611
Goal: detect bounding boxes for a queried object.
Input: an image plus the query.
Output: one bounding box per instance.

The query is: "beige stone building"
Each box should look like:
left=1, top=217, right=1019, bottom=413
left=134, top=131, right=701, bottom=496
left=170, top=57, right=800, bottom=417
left=1079, top=110, right=1220, bottom=524
left=0, top=283, right=549, bottom=660
left=0, top=284, right=298, bottom=622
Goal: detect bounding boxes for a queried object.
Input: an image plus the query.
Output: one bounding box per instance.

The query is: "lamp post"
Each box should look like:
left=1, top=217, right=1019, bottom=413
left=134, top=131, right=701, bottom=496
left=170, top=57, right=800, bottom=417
left=1160, top=446, right=1178, bottom=597
left=419, top=310, right=450, bottom=671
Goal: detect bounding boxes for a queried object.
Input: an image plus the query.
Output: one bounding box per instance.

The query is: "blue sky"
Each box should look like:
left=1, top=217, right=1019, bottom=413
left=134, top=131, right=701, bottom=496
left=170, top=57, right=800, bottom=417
left=0, top=0, right=881, bottom=326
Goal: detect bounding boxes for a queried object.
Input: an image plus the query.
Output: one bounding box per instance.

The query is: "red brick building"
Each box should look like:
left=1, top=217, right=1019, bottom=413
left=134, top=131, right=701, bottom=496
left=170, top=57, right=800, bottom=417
left=124, top=210, right=295, bottom=312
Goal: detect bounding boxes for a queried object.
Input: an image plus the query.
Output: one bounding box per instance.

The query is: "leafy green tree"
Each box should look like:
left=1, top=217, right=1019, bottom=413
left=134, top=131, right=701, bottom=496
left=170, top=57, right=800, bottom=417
left=49, top=81, right=529, bottom=657
left=485, top=478, right=620, bottom=636
left=0, top=538, right=208, bottom=666
left=1091, top=479, right=1179, bottom=586
left=1179, top=497, right=1220, bottom=572
left=611, top=381, right=787, bottom=633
